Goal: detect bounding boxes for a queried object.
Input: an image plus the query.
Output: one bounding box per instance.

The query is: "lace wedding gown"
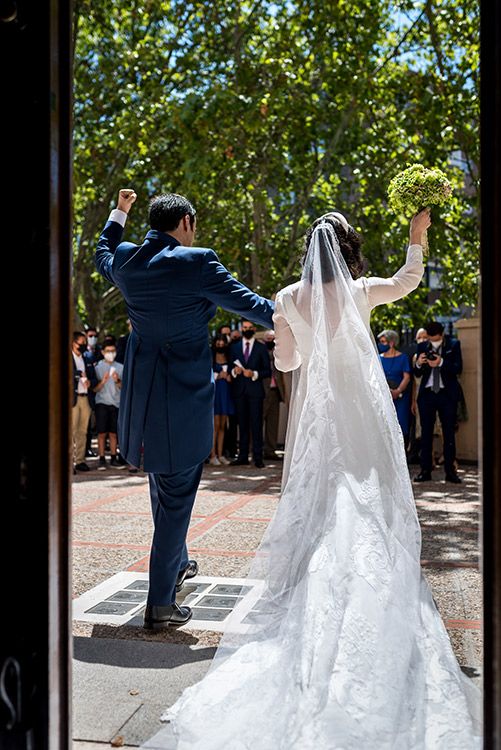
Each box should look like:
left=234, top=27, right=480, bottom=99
left=162, top=223, right=482, bottom=749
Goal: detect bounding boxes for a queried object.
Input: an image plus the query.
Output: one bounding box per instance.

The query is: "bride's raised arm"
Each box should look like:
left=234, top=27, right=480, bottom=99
left=362, top=209, right=430, bottom=309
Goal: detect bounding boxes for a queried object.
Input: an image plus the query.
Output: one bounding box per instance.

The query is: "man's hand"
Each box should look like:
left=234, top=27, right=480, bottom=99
left=428, top=356, right=442, bottom=368
left=117, top=189, right=137, bottom=214
left=111, top=371, right=119, bottom=382
left=243, top=369, right=254, bottom=378
left=101, top=372, right=110, bottom=384
left=234, top=366, right=243, bottom=376
left=416, top=353, right=428, bottom=366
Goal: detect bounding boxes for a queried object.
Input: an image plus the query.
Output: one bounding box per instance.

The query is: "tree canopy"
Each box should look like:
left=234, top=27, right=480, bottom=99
left=73, top=0, right=479, bottom=335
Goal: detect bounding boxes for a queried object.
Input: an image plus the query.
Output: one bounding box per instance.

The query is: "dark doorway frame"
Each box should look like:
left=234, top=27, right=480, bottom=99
left=0, top=0, right=500, bottom=748
left=0, top=0, right=72, bottom=748
left=480, top=0, right=501, bottom=745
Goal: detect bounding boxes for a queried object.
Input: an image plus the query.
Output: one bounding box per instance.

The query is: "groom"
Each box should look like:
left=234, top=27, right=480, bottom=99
left=95, top=189, right=274, bottom=628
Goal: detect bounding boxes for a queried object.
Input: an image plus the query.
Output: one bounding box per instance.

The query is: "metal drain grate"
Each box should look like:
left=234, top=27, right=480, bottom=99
left=73, top=572, right=263, bottom=632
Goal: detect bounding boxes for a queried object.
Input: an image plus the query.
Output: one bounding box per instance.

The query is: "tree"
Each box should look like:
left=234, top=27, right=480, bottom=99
left=73, top=0, right=479, bottom=334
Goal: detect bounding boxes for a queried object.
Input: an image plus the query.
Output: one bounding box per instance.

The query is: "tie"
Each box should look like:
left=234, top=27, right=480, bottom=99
left=432, top=366, right=441, bottom=394
left=244, top=341, right=250, bottom=364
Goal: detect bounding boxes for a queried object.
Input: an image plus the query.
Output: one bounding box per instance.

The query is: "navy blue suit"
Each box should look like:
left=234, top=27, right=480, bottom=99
left=95, top=218, right=274, bottom=604
left=231, top=339, right=271, bottom=463
left=414, top=336, right=462, bottom=475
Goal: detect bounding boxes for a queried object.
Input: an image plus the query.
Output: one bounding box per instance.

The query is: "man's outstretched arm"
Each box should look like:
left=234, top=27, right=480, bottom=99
left=201, top=249, right=274, bottom=329
left=95, top=189, right=137, bottom=285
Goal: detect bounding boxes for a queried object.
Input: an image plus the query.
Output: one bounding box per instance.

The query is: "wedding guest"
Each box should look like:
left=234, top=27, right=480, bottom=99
left=72, top=331, right=97, bottom=472
left=378, top=330, right=412, bottom=446
left=217, top=323, right=232, bottom=343
left=209, top=334, right=234, bottom=466
left=84, top=326, right=102, bottom=363
left=262, top=330, right=285, bottom=459
left=414, top=321, right=462, bottom=483
left=230, top=329, right=242, bottom=343
left=93, top=339, right=125, bottom=469
left=230, top=320, right=271, bottom=467
left=408, top=327, right=429, bottom=464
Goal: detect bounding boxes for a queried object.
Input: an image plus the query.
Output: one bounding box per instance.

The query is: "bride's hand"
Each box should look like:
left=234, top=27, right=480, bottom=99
left=410, top=208, right=431, bottom=244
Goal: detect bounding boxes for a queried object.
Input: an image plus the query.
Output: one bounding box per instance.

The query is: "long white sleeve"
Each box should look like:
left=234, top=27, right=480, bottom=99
left=273, top=294, right=302, bottom=372
left=363, top=244, right=424, bottom=309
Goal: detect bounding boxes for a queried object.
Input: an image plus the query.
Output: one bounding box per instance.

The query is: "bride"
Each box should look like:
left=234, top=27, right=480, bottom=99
left=161, top=210, right=481, bottom=749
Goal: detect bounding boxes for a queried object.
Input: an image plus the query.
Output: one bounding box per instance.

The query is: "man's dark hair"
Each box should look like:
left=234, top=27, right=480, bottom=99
left=149, top=193, right=196, bottom=232
left=218, top=324, right=231, bottom=333
left=102, top=336, right=117, bottom=348
left=86, top=326, right=97, bottom=335
left=73, top=331, right=86, bottom=343
left=425, top=321, right=445, bottom=336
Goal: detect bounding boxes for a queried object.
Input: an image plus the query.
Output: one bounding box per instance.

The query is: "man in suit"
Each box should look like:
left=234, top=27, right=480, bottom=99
left=262, top=330, right=286, bottom=460
left=95, top=189, right=274, bottom=629
left=230, top=320, right=271, bottom=468
left=413, top=321, right=462, bottom=484
left=72, top=331, right=98, bottom=472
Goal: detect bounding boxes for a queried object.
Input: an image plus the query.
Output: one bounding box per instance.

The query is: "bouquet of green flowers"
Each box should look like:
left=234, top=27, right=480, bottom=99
left=387, top=164, right=452, bottom=253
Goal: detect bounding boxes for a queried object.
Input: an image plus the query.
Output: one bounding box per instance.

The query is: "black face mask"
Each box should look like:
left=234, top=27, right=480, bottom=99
left=77, top=343, right=87, bottom=355
left=266, top=341, right=275, bottom=350
left=242, top=329, right=254, bottom=340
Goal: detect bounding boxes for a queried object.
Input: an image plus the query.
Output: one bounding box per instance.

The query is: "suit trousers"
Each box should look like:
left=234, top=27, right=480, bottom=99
left=263, top=387, right=281, bottom=455
left=418, top=388, right=458, bottom=474
left=72, top=395, right=92, bottom=464
left=235, top=394, right=264, bottom=462
left=147, top=462, right=204, bottom=606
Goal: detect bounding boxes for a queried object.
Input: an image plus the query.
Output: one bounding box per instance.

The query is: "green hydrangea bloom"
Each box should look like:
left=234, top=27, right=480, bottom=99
left=388, top=164, right=452, bottom=216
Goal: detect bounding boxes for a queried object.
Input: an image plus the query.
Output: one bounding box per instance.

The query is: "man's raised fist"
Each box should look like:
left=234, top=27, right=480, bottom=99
left=117, top=189, right=137, bottom=213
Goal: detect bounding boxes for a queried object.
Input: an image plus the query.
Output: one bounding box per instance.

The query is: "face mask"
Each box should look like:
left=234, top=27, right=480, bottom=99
left=378, top=342, right=390, bottom=353
left=104, top=351, right=116, bottom=362
left=242, top=329, right=254, bottom=340
left=77, top=343, right=87, bottom=355
left=88, top=336, right=97, bottom=347
left=266, top=341, right=275, bottom=350
left=416, top=337, right=427, bottom=344
left=430, top=339, right=443, bottom=350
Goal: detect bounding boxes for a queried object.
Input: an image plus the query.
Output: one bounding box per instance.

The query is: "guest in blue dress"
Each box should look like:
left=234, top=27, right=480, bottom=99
left=378, top=330, right=412, bottom=446
left=210, top=334, right=235, bottom=466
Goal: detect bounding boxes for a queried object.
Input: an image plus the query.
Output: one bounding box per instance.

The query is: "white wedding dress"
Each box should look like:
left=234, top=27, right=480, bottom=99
left=161, top=223, right=482, bottom=749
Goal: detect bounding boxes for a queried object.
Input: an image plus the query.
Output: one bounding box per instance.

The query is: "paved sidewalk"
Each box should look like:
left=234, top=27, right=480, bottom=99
left=72, top=460, right=481, bottom=747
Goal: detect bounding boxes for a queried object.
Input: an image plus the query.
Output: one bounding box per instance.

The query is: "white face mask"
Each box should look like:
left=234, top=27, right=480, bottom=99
left=104, top=351, right=116, bottom=362
left=88, top=336, right=97, bottom=347
left=430, top=339, right=443, bottom=350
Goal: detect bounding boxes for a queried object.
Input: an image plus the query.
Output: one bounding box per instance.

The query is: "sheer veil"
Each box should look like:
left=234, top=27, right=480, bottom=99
left=164, top=221, right=481, bottom=749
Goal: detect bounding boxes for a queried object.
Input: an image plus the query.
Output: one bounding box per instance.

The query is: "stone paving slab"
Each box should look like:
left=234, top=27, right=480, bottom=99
left=73, top=637, right=214, bottom=746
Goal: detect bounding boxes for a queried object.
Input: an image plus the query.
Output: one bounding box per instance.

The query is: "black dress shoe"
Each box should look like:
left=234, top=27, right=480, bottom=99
left=75, top=462, right=91, bottom=472
left=230, top=458, right=250, bottom=466
left=176, top=560, right=199, bottom=592
left=254, top=460, right=265, bottom=469
left=445, top=472, right=462, bottom=484
left=414, top=472, right=432, bottom=482
left=143, top=603, right=192, bottom=630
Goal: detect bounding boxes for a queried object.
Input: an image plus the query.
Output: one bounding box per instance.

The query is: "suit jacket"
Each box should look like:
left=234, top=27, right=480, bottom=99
left=413, top=336, right=462, bottom=400
left=263, top=349, right=286, bottom=402
left=95, top=220, right=274, bottom=473
left=230, top=339, right=271, bottom=399
left=72, top=353, right=97, bottom=407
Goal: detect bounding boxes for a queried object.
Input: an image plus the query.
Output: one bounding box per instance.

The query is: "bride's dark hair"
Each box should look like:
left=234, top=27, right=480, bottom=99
left=302, top=214, right=364, bottom=281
